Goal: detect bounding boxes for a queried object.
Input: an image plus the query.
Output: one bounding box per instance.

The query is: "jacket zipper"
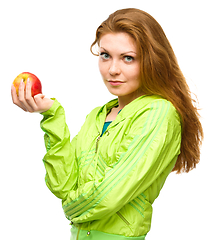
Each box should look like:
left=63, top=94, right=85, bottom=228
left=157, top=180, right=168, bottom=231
left=116, top=211, right=130, bottom=226
left=95, top=122, right=111, bottom=153
left=95, top=135, right=101, bottom=153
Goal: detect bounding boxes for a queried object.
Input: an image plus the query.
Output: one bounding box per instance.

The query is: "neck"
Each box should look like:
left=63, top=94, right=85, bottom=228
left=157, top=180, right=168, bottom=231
left=117, top=91, right=145, bottom=110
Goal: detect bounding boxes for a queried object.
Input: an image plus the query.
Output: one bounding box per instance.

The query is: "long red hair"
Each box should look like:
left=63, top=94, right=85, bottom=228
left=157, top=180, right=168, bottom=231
left=90, top=8, right=203, bottom=173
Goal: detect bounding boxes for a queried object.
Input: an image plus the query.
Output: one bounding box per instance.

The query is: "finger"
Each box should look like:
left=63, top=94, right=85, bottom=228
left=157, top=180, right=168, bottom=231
left=11, top=84, right=18, bottom=103
left=18, top=79, right=25, bottom=101
left=25, top=78, right=38, bottom=111
left=11, top=83, right=27, bottom=111
left=18, top=79, right=34, bottom=112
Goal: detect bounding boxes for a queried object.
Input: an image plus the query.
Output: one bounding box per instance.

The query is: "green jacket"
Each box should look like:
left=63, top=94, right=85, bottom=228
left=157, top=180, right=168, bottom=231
left=40, top=95, right=182, bottom=240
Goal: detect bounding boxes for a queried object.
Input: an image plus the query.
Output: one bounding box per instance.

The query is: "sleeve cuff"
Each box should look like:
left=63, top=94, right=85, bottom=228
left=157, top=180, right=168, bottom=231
left=40, top=98, right=60, bottom=117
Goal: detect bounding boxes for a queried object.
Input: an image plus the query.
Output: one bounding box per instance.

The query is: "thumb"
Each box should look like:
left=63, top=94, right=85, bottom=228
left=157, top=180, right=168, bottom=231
left=34, top=94, right=45, bottom=101
left=34, top=94, right=45, bottom=105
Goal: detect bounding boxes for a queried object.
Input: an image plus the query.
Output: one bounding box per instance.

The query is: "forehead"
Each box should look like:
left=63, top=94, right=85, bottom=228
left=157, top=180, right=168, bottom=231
left=99, top=32, right=137, bottom=52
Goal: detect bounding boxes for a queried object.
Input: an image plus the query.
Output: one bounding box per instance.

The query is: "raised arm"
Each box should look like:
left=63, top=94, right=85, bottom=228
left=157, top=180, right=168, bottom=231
left=40, top=100, right=78, bottom=199
left=11, top=79, right=78, bottom=199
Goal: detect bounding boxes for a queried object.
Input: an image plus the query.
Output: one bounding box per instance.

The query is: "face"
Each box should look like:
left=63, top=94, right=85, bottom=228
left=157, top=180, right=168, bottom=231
left=98, top=32, right=143, bottom=104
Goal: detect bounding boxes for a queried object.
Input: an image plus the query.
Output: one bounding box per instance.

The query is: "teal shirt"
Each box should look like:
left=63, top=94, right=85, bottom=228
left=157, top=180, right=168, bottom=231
left=101, top=121, right=112, bottom=136
left=101, top=109, right=122, bottom=136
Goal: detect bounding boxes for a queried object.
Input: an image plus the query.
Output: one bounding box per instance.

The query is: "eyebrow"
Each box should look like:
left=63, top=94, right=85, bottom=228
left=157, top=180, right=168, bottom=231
left=100, top=47, right=137, bottom=56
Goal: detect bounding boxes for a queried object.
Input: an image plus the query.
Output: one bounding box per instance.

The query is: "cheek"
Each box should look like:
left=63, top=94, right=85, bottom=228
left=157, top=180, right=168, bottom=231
left=127, top=65, right=141, bottom=81
left=98, top=60, right=106, bottom=77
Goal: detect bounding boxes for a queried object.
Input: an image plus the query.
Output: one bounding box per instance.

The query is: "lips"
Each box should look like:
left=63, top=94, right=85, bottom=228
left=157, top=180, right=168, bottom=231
left=107, top=80, right=124, bottom=86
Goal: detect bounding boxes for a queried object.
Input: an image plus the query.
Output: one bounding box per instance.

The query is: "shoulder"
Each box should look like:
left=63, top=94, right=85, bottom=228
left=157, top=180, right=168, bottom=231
left=87, top=106, right=102, bottom=117
left=140, top=95, right=181, bottom=122
left=129, top=96, right=182, bottom=133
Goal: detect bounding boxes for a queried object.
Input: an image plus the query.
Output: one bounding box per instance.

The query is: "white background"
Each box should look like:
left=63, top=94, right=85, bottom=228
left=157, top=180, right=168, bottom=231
left=1, top=0, right=214, bottom=239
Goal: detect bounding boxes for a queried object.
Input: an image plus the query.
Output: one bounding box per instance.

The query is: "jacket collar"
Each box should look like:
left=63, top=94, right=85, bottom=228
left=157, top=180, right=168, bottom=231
left=96, top=95, right=161, bottom=133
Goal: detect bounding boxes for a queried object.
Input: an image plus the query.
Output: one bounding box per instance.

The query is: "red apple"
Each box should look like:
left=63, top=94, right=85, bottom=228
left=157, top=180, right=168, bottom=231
left=13, top=72, right=42, bottom=97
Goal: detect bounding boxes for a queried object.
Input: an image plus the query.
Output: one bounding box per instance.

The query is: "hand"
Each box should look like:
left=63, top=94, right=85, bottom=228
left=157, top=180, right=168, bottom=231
left=11, top=78, right=54, bottom=113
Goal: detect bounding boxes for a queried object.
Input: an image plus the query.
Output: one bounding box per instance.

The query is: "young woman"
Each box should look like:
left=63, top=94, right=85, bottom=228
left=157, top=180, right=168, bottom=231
left=11, top=8, right=203, bottom=240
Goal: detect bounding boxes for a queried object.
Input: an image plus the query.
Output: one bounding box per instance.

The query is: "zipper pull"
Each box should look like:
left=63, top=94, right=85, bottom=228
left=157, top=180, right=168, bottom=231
left=95, top=134, right=101, bottom=153
left=87, top=221, right=91, bottom=236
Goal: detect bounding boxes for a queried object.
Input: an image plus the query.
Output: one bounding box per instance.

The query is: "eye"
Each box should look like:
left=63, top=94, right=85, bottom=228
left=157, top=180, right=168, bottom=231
left=100, top=52, right=110, bottom=60
left=124, top=56, right=134, bottom=62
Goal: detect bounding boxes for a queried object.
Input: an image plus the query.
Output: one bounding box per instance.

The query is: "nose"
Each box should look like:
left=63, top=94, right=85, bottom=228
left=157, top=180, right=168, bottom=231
left=109, top=60, right=121, bottom=76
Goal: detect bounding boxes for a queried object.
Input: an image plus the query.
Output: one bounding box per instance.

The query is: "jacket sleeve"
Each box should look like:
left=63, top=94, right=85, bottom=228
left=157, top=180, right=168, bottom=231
left=62, top=100, right=182, bottom=223
left=40, top=99, right=78, bottom=199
